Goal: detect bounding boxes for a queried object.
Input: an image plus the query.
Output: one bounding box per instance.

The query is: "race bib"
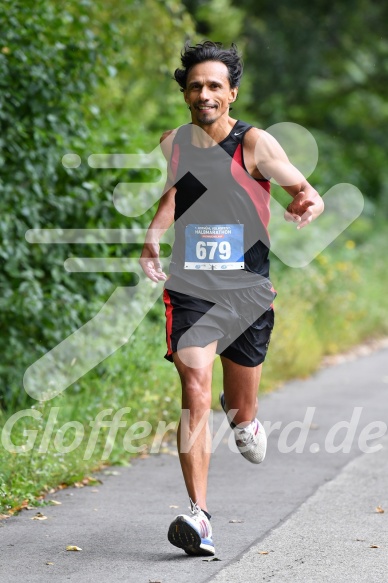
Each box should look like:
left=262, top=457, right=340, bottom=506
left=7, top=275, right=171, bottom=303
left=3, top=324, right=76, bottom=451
left=184, top=224, right=244, bottom=270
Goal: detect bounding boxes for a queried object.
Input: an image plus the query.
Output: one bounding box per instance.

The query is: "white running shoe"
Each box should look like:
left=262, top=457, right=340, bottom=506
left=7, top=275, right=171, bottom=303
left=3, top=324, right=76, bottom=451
left=219, top=392, right=266, bottom=464
left=167, top=499, right=215, bottom=556
left=234, top=418, right=267, bottom=464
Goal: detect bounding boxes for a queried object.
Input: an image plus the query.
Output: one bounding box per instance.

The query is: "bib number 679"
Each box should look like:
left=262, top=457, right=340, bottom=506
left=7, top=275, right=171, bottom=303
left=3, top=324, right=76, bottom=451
left=196, top=241, right=231, bottom=261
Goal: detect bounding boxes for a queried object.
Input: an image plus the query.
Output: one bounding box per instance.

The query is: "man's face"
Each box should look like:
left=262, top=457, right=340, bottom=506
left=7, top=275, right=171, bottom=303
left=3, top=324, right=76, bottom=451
left=184, top=61, right=238, bottom=126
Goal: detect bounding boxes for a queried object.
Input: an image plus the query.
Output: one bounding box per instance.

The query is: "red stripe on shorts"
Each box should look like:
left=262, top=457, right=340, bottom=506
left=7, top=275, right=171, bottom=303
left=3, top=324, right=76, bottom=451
left=270, top=285, right=276, bottom=311
left=163, top=289, right=174, bottom=357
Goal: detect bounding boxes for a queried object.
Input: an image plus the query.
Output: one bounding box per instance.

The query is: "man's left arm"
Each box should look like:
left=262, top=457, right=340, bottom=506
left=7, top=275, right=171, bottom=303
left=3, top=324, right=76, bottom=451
left=249, top=129, right=324, bottom=229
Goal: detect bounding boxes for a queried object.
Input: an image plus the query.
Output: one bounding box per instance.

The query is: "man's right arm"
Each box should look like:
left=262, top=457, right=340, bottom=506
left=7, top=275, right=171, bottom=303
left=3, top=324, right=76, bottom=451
left=140, top=130, right=176, bottom=282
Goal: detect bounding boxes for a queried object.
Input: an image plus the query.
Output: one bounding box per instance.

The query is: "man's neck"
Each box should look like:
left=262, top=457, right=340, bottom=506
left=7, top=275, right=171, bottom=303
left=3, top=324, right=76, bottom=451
left=190, top=116, right=238, bottom=147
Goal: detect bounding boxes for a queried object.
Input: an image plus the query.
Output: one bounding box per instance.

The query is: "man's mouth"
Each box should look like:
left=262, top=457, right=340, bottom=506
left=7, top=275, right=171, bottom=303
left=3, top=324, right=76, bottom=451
left=197, top=105, right=216, bottom=111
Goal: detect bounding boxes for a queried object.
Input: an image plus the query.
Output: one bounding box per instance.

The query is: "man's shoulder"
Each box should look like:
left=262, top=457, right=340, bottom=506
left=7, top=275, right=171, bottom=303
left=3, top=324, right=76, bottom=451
left=242, top=126, right=281, bottom=158
left=159, top=128, right=179, bottom=160
left=160, top=129, right=177, bottom=144
left=242, top=125, right=266, bottom=145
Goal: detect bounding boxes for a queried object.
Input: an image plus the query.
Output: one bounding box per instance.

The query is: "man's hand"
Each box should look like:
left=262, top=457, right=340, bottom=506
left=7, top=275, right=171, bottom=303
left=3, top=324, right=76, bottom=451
left=140, top=243, right=167, bottom=282
left=284, top=191, right=324, bottom=230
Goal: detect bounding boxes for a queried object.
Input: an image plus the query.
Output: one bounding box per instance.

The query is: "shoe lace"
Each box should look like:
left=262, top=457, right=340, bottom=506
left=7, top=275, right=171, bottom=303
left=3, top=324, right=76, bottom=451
left=189, top=498, right=202, bottom=516
left=235, top=420, right=258, bottom=446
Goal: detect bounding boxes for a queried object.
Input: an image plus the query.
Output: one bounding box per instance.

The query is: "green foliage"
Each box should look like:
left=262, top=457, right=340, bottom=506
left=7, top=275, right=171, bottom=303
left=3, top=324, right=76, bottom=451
left=193, top=0, right=244, bottom=44
left=0, top=0, right=193, bottom=411
left=0, top=0, right=125, bottom=410
left=88, top=0, right=196, bottom=150
left=248, top=2, right=388, bottom=204
left=262, top=225, right=388, bottom=389
left=0, top=316, right=181, bottom=513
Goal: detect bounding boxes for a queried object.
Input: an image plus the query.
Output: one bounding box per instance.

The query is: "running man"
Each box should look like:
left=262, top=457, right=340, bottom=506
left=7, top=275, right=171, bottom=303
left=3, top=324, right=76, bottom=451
left=140, top=41, right=324, bottom=556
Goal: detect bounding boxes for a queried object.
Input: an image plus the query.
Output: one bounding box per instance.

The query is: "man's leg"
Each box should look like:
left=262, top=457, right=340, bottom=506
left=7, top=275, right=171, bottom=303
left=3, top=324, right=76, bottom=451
left=173, top=341, right=217, bottom=512
left=220, top=356, right=267, bottom=464
left=221, top=356, right=262, bottom=426
left=167, top=343, right=217, bottom=556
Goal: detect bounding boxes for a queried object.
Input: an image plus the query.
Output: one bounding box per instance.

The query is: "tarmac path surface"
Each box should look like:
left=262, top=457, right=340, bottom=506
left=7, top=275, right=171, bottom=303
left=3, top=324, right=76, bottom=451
left=1, top=348, right=387, bottom=583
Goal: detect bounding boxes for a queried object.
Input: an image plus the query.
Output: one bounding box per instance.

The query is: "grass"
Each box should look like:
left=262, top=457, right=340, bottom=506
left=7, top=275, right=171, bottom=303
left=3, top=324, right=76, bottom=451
left=1, top=220, right=388, bottom=515
left=0, top=319, right=182, bottom=514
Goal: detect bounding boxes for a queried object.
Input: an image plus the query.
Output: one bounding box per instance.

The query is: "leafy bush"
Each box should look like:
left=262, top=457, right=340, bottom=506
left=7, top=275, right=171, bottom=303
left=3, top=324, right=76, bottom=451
left=0, top=0, right=195, bottom=411
left=0, top=0, right=129, bottom=409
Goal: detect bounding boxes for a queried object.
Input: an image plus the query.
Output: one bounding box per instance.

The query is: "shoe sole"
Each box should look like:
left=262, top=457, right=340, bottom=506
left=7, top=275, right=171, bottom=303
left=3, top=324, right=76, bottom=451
left=167, top=516, right=215, bottom=556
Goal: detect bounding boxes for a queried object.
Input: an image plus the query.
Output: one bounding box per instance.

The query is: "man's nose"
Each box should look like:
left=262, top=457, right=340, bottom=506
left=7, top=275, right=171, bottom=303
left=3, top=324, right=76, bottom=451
left=199, top=86, right=210, bottom=101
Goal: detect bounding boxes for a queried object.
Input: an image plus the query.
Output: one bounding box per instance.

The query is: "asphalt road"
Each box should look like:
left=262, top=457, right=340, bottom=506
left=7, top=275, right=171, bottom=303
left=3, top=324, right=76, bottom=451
left=1, top=348, right=387, bottom=583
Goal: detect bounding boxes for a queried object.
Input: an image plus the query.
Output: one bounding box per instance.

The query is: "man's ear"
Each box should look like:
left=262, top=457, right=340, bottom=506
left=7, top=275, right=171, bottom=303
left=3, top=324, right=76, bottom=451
left=184, top=91, right=191, bottom=110
left=229, top=87, right=238, bottom=103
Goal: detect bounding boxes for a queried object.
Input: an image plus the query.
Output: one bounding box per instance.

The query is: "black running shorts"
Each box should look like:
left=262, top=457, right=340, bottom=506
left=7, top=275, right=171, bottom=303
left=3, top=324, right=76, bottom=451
left=163, top=280, right=276, bottom=367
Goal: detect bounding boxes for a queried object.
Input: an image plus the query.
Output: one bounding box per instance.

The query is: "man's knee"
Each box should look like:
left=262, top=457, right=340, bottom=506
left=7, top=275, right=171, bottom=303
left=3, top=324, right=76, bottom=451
left=183, top=378, right=212, bottom=404
left=180, top=371, right=212, bottom=410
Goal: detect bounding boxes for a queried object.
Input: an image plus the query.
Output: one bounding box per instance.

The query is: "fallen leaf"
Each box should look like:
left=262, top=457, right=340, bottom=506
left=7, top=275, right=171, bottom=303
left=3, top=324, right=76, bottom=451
left=31, top=512, right=48, bottom=521
left=66, top=545, right=82, bottom=551
left=149, top=580, right=162, bottom=583
left=202, top=557, right=221, bottom=562
left=83, top=476, right=102, bottom=485
left=74, top=476, right=101, bottom=488
left=355, top=538, right=366, bottom=542
left=48, top=500, right=62, bottom=506
left=169, top=505, right=179, bottom=509
left=258, top=551, right=269, bottom=555
left=229, top=519, right=244, bottom=523
left=46, top=562, right=54, bottom=565
left=370, top=545, right=380, bottom=548
left=103, top=470, right=120, bottom=476
left=375, top=506, right=385, bottom=514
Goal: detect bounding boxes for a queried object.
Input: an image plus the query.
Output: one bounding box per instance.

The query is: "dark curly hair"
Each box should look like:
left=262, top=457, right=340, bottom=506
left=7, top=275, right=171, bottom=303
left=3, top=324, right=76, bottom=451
left=174, top=41, right=244, bottom=91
